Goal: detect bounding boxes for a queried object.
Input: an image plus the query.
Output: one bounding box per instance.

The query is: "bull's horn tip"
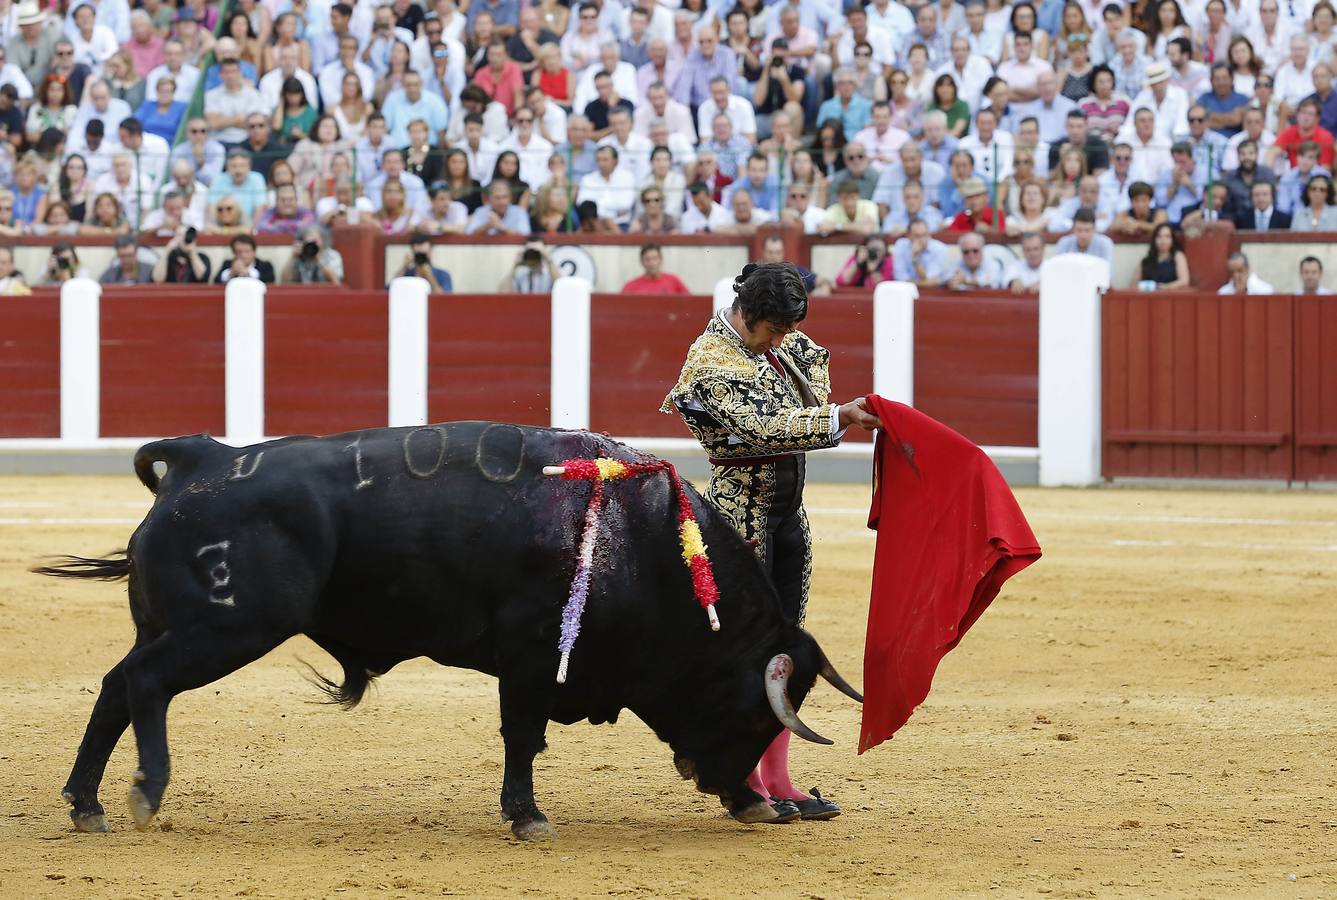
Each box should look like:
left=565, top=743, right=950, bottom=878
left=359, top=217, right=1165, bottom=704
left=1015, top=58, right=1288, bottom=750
left=707, top=605, right=720, bottom=631
left=542, top=466, right=566, bottom=476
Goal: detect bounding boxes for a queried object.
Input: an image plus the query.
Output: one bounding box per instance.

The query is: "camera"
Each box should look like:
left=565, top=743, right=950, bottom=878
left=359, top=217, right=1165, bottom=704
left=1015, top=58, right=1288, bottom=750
left=55, top=255, right=71, bottom=271
left=413, top=251, right=430, bottom=267
left=184, top=226, right=197, bottom=244
left=301, top=240, right=319, bottom=260
left=521, top=248, right=542, bottom=266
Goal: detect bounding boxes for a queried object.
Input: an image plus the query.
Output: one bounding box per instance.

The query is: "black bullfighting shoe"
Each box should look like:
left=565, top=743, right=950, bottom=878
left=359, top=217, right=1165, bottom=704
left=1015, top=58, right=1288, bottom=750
left=795, top=788, right=841, bottom=821
left=768, top=798, right=802, bottom=823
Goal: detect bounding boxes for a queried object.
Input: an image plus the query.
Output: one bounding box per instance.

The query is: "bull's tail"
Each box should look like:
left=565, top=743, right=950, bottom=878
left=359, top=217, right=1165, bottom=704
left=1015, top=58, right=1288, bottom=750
left=32, top=551, right=131, bottom=581
left=300, top=658, right=377, bottom=710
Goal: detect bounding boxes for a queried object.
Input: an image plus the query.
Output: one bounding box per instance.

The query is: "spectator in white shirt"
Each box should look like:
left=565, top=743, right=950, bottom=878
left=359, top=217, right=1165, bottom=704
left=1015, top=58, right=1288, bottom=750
left=633, top=80, right=695, bottom=142
left=1247, top=0, right=1294, bottom=75
left=597, top=106, right=653, bottom=183
left=1298, top=255, right=1334, bottom=294
left=70, top=78, right=130, bottom=142
left=499, top=106, right=553, bottom=190
left=1218, top=251, right=1275, bottom=293
left=1126, top=106, right=1175, bottom=183
left=777, top=179, right=826, bottom=233
left=93, top=151, right=154, bottom=228
left=203, top=58, right=264, bottom=144
left=1006, top=231, right=1047, bottom=293
left=318, top=33, right=374, bottom=109
left=959, top=105, right=1015, bottom=182
left=526, top=85, right=568, bottom=144
left=145, top=40, right=200, bottom=102
left=576, top=144, right=635, bottom=226
left=937, top=33, right=993, bottom=111
left=996, top=31, right=1052, bottom=103
left=572, top=42, right=638, bottom=114
left=1274, top=34, right=1316, bottom=122
left=679, top=180, right=732, bottom=233
left=259, top=42, right=318, bottom=110
left=68, top=3, right=117, bottom=75
left=695, top=75, right=757, bottom=145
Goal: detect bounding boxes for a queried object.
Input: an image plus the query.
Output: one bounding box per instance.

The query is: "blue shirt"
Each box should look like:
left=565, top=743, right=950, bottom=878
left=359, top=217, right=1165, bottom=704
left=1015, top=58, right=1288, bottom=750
left=171, top=138, right=227, bottom=186
left=920, top=136, right=959, bottom=169
left=1190, top=130, right=1230, bottom=179
left=135, top=100, right=187, bottom=143
left=381, top=90, right=450, bottom=147
left=882, top=204, right=944, bottom=233
left=203, top=60, right=259, bottom=92
left=873, top=160, right=946, bottom=209
left=1305, top=89, right=1337, bottom=134
left=1014, top=95, right=1077, bottom=144
left=207, top=171, right=268, bottom=220
left=674, top=47, right=739, bottom=107
left=1277, top=164, right=1331, bottom=213
left=465, top=203, right=531, bottom=235
left=892, top=236, right=951, bottom=283
left=816, top=94, right=872, bottom=137
left=1054, top=232, right=1115, bottom=263
left=1155, top=164, right=1209, bottom=224
left=722, top=175, right=781, bottom=213
left=700, top=136, right=752, bottom=179
left=467, top=0, right=519, bottom=30
left=556, top=141, right=597, bottom=180
left=1197, top=89, right=1249, bottom=137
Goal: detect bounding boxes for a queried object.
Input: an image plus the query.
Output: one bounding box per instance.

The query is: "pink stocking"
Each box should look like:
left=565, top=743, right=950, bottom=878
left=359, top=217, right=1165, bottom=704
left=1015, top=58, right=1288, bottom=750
left=759, top=730, right=807, bottom=802
left=746, top=767, right=769, bottom=800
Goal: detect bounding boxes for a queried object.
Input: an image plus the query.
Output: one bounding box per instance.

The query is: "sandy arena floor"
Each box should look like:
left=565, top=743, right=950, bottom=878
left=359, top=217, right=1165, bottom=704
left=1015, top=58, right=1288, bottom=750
left=0, top=475, right=1334, bottom=898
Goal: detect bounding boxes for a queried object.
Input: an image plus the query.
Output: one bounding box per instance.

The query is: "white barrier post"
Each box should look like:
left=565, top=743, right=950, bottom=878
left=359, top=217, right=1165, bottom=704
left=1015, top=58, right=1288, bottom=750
left=550, top=276, right=591, bottom=429
left=1038, top=254, right=1109, bottom=486
left=224, top=277, right=266, bottom=446
left=873, top=281, right=917, bottom=405
left=712, top=276, right=734, bottom=314
left=59, top=278, right=101, bottom=443
left=387, top=276, right=430, bottom=427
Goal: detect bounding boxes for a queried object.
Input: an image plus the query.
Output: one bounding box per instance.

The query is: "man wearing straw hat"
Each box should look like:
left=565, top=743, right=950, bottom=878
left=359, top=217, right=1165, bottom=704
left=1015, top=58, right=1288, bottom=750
left=8, top=2, right=59, bottom=88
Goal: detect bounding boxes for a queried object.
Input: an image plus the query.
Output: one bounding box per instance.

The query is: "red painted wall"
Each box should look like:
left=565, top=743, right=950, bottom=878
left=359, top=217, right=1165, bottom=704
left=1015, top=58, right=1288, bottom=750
left=0, top=288, right=60, bottom=437
left=914, top=291, right=1038, bottom=448
left=264, top=289, right=389, bottom=436
left=99, top=289, right=225, bottom=437
left=427, top=293, right=551, bottom=426
left=806, top=293, right=875, bottom=442
left=1103, top=291, right=1294, bottom=480
left=1293, top=295, right=1337, bottom=482
left=590, top=293, right=710, bottom=437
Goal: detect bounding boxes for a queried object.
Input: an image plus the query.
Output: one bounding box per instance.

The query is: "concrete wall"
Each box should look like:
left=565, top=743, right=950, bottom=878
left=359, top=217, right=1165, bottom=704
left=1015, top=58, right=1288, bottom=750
left=13, top=244, right=294, bottom=285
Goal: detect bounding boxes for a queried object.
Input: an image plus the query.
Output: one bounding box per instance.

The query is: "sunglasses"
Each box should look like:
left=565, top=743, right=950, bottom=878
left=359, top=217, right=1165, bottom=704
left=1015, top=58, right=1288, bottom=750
left=962, top=247, right=982, bottom=254
left=189, top=127, right=207, bottom=133
left=846, top=153, right=866, bottom=159
left=643, top=196, right=662, bottom=202
left=1258, top=80, right=1274, bottom=87
left=55, top=49, right=72, bottom=55
left=855, top=49, right=872, bottom=57
left=515, top=116, right=533, bottom=123
left=1188, top=116, right=1206, bottom=123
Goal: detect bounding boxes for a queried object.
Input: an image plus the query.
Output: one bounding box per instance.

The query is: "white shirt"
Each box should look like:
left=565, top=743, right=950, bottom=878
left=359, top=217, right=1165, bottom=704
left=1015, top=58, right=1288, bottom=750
left=633, top=99, right=697, bottom=142
left=69, top=25, right=118, bottom=73
left=696, top=94, right=757, bottom=144
left=145, top=64, right=200, bottom=103
left=597, top=131, right=654, bottom=183
left=959, top=130, right=1015, bottom=181
left=620, top=4, right=673, bottom=45
left=259, top=67, right=320, bottom=111
left=572, top=60, right=639, bottom=115
left=577, top=166, right=637, bottom=223
left=0, top=61, right=32, bottom=100
left=1223, top=129, right=1276, bottom=170
left=317, top=59, right=375, bottom=109
left=460, top=137, right=501, bottom=183
left=995, top=56, right=1053, bottom=95
left=835, top=28, right=895, bottom=67
left=1006, top=258, right=1045, bottom=289
left=679, top=200, right=734, bottom=233
left=534, top=101, right=568, bottom=144
left=852, top=124, right=911, bottom=171
left=1127, top=135, right=1175, bottom=184
left=1218, top=273, right=1275, bottom=294
left=935, top=55, right=993, bottom=111
left=498, top=132, right=554, bottom=190
left=92, top=171, right=156, bottom=227
left=1120, top=85, right=1190, bottom=143
left=1246, top=21, right=1295, bottom=74
left=1273, top=59, right=1315, bottom=108
left=69, top=98, right=131, bottom=144
left=125, top=133, right=170, bottom=191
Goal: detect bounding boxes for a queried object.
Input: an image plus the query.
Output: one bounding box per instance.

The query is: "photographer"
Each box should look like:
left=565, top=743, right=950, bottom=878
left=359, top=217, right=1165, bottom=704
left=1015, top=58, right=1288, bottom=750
left=752, top=38, right=806, bottom=140
left=41, top=241, right=87, bottom=285
left=280, top=227, right=344, bottom=284
left=390, top=231, right=452, bottom=292
left=152, top=225, right=212, bottom=283
left=835, top=234, right=894, bottom=288
left=100, top=235, right=157, bottom=284
left=500, top=239, right=559, bottom=293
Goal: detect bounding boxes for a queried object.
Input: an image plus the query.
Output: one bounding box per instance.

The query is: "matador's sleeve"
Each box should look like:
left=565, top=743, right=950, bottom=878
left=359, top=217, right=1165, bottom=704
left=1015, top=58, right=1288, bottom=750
left=691, top=374, right=841, bottom=453
left=781, top=330, right=833, bottom=404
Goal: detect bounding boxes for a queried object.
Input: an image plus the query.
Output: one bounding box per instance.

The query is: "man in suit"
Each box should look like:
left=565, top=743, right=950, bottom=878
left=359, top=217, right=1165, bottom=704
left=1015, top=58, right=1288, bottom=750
left=213, top=233, right=276, bottom=284
left=1233, top=179, right=1291, bottom=231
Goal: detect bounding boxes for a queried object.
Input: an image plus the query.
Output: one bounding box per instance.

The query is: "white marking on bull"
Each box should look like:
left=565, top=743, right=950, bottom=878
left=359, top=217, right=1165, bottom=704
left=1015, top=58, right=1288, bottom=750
left=342, top=436, right=374, bottom=490
left=402, top=427, right=447, bottom=479
left=229, top=452, right=264, bottom=481
left=196, top=541, right=236, bottom=607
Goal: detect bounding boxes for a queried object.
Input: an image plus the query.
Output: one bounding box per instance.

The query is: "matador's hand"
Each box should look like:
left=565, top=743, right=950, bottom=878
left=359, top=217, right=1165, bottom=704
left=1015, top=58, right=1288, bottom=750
left=838, top=397, right=881, bottom=431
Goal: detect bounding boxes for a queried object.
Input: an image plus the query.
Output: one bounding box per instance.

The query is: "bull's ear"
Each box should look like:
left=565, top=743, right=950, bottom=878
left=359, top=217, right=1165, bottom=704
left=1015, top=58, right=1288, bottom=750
left=801, top=630, right=864, bottom=704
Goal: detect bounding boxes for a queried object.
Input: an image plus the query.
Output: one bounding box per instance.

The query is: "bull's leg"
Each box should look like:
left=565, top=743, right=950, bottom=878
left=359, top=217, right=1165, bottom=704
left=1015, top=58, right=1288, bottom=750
left=497, top=677, right=556, bottom=841
left=121, top=623, right=286, bottom=830
left=62, top=654, right=134, bottom=832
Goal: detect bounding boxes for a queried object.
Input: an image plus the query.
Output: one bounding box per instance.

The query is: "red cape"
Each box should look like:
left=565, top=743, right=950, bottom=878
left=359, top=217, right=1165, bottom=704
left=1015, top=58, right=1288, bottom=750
left=859, top=396, right=1042, bottom=754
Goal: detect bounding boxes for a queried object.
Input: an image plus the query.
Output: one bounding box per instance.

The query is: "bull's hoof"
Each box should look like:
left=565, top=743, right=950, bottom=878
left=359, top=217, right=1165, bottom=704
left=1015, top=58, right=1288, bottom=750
left=511, top=818, right=558, bottom=841
left=71, top=810, right=112, bottom=833
left=730, top=800, right=780, bottom=824
left=127, top=783, right=158, bottom=831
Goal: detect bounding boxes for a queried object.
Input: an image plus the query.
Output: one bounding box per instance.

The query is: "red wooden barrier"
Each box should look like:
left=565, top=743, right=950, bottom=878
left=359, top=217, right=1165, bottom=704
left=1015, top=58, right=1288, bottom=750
left=806, top=293, right=875, bottom=442
left=590, top=293, right=708, bottom=437
left=427, top=293, right=550, bottom=426
left=0, top=288, right=60, bottom=437
left=1103, top=291, right=1294, bottom=479
left=1293, top=295, right=1337, bottom=481
left=99, top=289, right=225, bottom=437
left=913, top=291, right=1038, bottom=447
left=265, top=288, right=389, bottom=436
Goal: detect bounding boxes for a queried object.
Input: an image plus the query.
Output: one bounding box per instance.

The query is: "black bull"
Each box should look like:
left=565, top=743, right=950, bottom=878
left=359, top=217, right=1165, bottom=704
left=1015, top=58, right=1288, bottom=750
left=37, top=422, right=861, bottom=840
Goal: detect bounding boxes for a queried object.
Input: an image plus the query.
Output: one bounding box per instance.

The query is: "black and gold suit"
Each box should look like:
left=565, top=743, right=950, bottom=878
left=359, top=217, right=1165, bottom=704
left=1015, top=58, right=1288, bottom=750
left=662, top=312, right=842, bottom=626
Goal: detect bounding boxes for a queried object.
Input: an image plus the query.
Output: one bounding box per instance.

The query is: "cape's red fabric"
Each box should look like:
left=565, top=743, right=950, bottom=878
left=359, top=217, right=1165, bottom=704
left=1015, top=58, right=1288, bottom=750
left=859, top=396, right=1042, bottom=754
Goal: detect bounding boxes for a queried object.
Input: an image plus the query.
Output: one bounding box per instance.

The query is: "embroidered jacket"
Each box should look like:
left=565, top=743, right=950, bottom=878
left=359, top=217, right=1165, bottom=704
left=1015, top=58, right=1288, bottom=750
left=661, top=312, right=839, bottom=460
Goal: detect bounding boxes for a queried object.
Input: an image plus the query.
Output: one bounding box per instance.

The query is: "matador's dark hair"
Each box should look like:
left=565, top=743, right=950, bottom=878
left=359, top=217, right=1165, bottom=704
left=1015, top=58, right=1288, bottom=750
left=732, top=262, right=808, bottom=330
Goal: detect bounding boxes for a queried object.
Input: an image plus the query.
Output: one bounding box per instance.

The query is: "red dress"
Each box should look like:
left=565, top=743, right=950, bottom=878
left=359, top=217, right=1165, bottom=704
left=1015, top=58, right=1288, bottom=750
left=537, top=67, right=572, bottom=106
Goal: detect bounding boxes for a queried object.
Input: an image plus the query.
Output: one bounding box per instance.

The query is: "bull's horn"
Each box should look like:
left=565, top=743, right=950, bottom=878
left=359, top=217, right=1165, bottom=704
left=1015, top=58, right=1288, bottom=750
left=764, top=654, right=833, bottom=746
left=817, top=647, right=864, bottom=703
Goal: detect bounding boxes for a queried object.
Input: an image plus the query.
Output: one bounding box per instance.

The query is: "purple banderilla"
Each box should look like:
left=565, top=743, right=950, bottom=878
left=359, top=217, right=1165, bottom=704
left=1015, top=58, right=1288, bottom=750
left=556, top=479, right=604, bottom=683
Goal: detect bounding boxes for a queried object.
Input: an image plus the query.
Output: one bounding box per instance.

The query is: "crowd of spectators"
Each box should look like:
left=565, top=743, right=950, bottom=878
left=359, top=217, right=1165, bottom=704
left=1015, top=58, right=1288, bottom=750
left=0, top=0, right=1333, bottom=294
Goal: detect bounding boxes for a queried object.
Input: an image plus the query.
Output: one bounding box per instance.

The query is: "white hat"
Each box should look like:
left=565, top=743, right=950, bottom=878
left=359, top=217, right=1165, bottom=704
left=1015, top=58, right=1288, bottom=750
left=1144, top=63, right=1170, bottom=87
left=16, top=1, right=46, bottom=26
